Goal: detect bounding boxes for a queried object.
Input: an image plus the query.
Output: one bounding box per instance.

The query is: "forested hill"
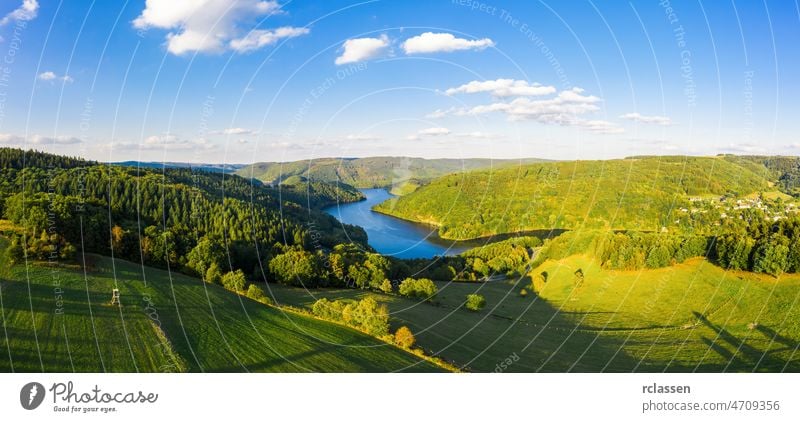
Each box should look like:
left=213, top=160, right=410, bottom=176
left=374, top=156, right=772, bottom=240
left=235, top=156, right=550, bottom=189
left=0, top=148, right=365, bottom=273
left=0, top=147, right=95, bottom=169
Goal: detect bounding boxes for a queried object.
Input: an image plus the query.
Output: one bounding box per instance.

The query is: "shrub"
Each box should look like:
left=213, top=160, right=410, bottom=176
left=4, top=236, right=24, bottom=265
left=269, top=249, right=321, bottom=286
left=246, top=284, right=272, bottom=305
left=312, top=297, right=389, bottom=337
left=312, top=298, right=345, bottom=321
left=465, top=294, right=486, bottom=312
left=398, top=278, right=438, bottom=300
left=205, top=263, right=223, bottom=284
left=394, top=326, right=415, bottom=349
left=221, top=270, right=247, bottom=292
left=379, top=279, right=393, bottom=294
left=519, top=288, right=528, bottom=297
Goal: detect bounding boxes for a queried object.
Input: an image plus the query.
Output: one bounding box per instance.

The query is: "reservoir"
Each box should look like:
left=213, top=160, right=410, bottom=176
left=323, top=189, right=476, bottom=259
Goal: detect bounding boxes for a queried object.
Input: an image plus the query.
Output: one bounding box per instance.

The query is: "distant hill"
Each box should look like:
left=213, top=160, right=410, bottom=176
left=374, top=156, right=771, bottom=240
left=278, top=175, right=365, bottom=208
left=112, top=160, right=247, bottom=174
left=235, top=157, right=551, bottom=190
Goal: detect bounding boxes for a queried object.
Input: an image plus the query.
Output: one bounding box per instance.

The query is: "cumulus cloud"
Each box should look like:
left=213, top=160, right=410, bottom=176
left=463, top=88, right=602, bottom=119
left=0, top=133, right=82, bottom=145
left=434, top=86, right=623, bottom=135
left=620, top=112, right=672, bottom=126
left=38, top=71, right=73, bottom=83
left=335, top=35, right=389, bottom=65
left=0, top=0, right=38, bottom=26
left=407, top=127, right=450, bottom=140
left=445, top=79, right=556, bottom=97
left=133, top=0, right=306, bottom=55
left=229, top=26, right=309, bottom=53
left=402, top=32, right=494, bottom=54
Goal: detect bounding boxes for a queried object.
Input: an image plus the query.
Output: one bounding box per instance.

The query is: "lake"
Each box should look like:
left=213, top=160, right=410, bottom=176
left=323, top=189, right=477, bottom=259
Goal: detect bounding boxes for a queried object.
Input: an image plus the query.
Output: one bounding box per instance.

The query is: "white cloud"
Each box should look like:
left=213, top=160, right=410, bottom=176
left=335, top=35, right=389, bottom=65
left=214, top=127, right=256, bottom=135
left=0, top=133, right=82, bottom=145
left=455, top=131, right=497, bottom=139
left=407, top=127, right=450, bottom=140
left=345, top=134, right=380, bottom=141
left=425, top=108, right=456, bottom=119
left=38, top=71, right=73, bottom=83
left=620, top=112, right=672, bottom=126
left=445, top=79, right=556, bottom=97
left=0, top=134, right=22, bottom=144
left=133, top=0, right=305, bottom=55
left=574, top=120, right=624, bottom=134
left=722, top=143, right=767, bottom=154
left=0, top=0, right=38, bottom=26
left=112, top=134, right=215, bottom=151
left=229, top=26, right=309, bottom=53
left=402, top=32, right=494, bottom=54
left=464, top=88, right=602, bottom=119
left=418, top=127, right=450, bottom=136
left=440, top=86, right=624, bottom=135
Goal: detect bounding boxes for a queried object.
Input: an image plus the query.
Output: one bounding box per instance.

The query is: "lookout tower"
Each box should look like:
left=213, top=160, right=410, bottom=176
left=110, top=288, right=120, bottom=306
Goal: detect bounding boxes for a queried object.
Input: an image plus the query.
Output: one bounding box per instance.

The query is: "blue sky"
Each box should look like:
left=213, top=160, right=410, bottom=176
left=0, top=0, right=798, bottom=163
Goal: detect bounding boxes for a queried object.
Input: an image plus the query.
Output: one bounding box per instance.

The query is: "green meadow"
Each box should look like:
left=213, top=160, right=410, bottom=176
left=0, top=239, right=442, bottom=373
left=269, top=254, right=800, bottom=372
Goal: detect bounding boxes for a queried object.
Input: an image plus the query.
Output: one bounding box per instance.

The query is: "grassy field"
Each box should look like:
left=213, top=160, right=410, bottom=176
left=269, top=255, right=800, bottom=372
left=0, top=240, right=443, bottom=372
left=375, top=156, right=770, bottom=239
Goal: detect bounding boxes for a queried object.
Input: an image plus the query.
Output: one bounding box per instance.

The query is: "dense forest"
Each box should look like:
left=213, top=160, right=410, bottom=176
left=0, top=148, right=367, bottom=288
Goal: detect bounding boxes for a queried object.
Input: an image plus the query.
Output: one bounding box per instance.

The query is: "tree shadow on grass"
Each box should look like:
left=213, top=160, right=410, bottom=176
left=692, top=312, right=799, bottom=371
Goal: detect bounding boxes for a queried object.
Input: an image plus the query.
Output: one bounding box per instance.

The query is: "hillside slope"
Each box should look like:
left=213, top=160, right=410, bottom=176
left=375, top=156, right=770, bottom=240
left=236, top=157, right=549, bottom=189
left=0, top=243, right=442, bottom=372
left=269, top=254, right=800, bottom=372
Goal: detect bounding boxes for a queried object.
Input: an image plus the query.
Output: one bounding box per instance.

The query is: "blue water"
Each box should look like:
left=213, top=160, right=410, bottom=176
left=323, top=189, right=475, bottom=259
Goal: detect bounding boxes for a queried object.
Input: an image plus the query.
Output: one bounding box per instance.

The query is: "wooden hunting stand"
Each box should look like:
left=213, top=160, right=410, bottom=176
left=110, top=288, right=120, bottom=306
